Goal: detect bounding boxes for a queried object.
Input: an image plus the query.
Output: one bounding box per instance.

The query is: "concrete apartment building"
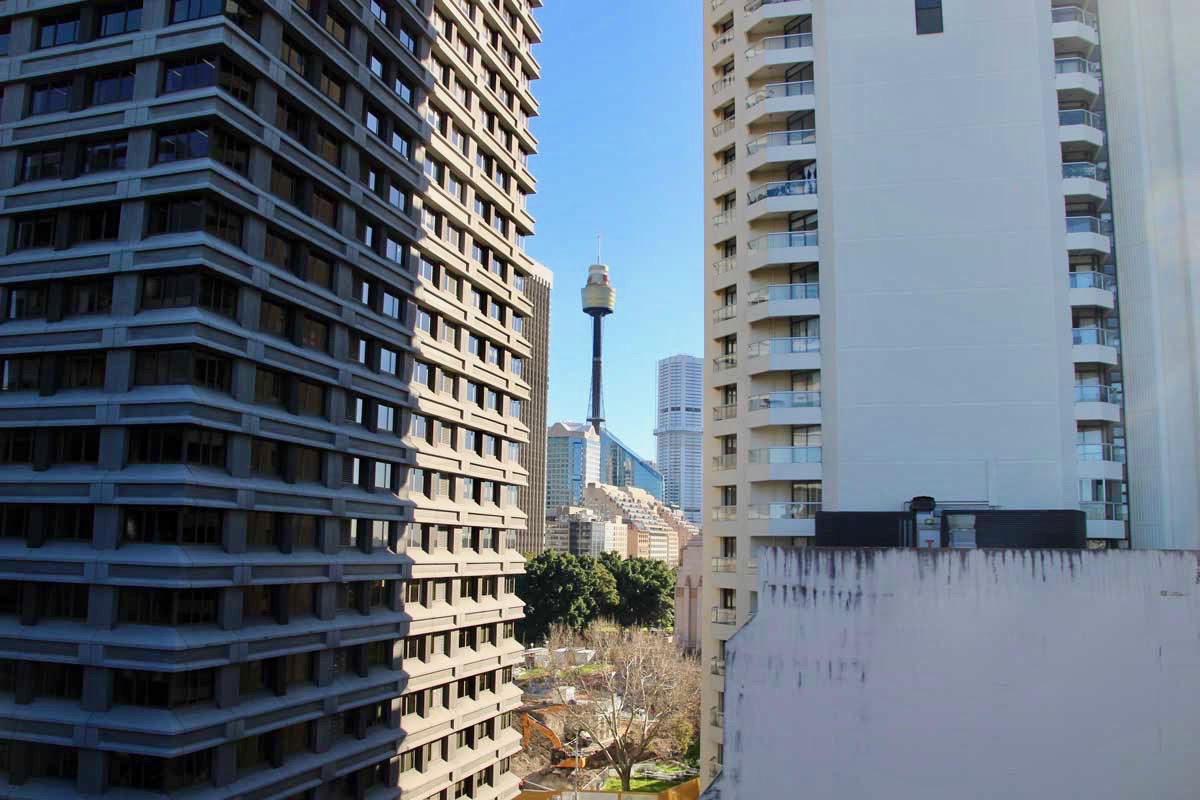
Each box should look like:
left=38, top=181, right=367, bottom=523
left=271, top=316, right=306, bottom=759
left=701, top=0, right=1197, bottom=783
left=543, top=505, right=627, bottom=559
left=0, top=0, right=544, bottom=796
left=655, top=354, right=704, bottom=524
left=581, top=483, right=698, bottom=567
left=514, top=266, right=551, bottom=554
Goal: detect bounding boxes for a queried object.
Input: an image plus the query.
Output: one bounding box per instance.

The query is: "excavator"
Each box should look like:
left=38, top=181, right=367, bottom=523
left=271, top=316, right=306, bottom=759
left=520, top=711, right=607, bottom=770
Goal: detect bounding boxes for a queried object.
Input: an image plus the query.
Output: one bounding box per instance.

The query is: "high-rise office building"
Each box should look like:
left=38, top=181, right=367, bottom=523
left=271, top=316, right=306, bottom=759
left=600, top=427, right=665, bottom=500
left=700, top=0, right=1195, bottom=783
left=546, top=421, right=601, bottom=514
left=516, top=264, right=552, bottom=554
left=655, top=354, right=704, bottom=523
left=0, top=0, right=543, bottom=795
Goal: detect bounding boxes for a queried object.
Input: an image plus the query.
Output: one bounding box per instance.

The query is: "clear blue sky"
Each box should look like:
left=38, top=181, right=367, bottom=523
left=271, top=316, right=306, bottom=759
left=526, top=1, right=703, bottom=461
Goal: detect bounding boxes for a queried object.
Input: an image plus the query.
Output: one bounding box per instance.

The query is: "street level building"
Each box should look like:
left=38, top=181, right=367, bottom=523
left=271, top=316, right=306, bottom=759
left=544, top=505, right=627, bottom=558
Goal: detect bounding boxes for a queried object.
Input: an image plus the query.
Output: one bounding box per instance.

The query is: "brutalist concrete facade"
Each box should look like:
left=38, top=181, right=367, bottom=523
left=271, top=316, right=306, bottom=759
left=514, top=263, right=549, bottom=555
left=0, top=0, right=543, bottom=795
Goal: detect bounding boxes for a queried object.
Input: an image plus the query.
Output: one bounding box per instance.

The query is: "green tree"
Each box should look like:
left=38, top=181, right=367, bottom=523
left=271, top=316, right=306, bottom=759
left=600, top=554, right=677, bottom=629
left=585, top=556, right=620, bottom=618
left=517, top=551, right=604, bottom=644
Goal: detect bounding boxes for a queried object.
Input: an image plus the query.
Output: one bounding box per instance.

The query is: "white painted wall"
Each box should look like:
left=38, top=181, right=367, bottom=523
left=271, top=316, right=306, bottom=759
left=709, top=547, right=1200, bottom=800
left=817, top=0, right=1079, bottom=511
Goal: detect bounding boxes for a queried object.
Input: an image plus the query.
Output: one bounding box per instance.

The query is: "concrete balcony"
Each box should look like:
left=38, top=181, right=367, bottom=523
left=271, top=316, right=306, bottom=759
left=713, top=403, right=738, bottom=423
left=1063, top=162, right=1108, bottom=204
left=712, top=256, right=737, bottom=276
left=1069, top=271, right=1116, bottom=311
left=712, top=74, right=736, bottom=97
left=744, top=33, right=814, bottom=81
left=1065, top=216, right=1112, bottom=255
left=711, top=556, right=737, bottom=573
left=710, top=656, right=726, bottom=676
left=746, top=178, right=818, bottom=221
left=1082, top=501, right=1127, bottom=540
left=746, top=128, right=816, bottom=173
left=1055, top=57, right=1102, bottom=99
left=745, top=230, right=819, bottom=272
left=712, top=354, right=738, bottom=374
left=711, top=505, right=738, bottom=523
left=712, top=303, right=737, bottom=331
left=1072, top=327, right=1119, bottom=366
left=1059, top=109, right=1105, bottom=150
left=746, top=282, right=819, bottom=322
left=1076, top=443, right=1126, bottom=481
left=710, top=706, right=725, bottom=728
left=712, top=453, right=737, bottom=472
left=711, top=31, right=734, bottom=54
left=745, top=80, right=815, bottom=125
left=744, top=0, right=813, bottom=35
left=712, top=118, right=736, bottom=140
left=1074, top=384, right=1122, bottom=423
left=746, top=391, right=822, bottom=428
left=711, top=607, right=737, bottom=626
left=712, top=162, right=736, bottom=185
left=746, top=336, right=820, bottom=374
left=745, top=501, right=818, bottom=537
left=1052, top=6, right=1100, bottom=48
left=746, top=446, right=823, bottom=482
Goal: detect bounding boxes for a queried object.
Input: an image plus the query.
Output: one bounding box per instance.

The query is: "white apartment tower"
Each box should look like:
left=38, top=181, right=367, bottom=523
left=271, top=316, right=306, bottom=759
left=655, top=354, right=705, bottom=523
left=701, top=0, right=1198, bottom=783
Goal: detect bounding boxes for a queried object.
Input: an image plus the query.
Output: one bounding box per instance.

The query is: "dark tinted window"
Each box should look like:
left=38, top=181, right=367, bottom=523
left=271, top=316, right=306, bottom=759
left=916, top=0, right=943, bottom=34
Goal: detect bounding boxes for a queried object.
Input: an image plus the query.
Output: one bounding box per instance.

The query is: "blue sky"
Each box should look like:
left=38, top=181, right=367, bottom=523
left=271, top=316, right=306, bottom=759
left=525, top=1, right=703, bottom=461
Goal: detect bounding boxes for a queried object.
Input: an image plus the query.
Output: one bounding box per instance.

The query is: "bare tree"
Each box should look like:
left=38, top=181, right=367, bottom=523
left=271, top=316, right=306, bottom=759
left=546, top=622, right=701, bottom=791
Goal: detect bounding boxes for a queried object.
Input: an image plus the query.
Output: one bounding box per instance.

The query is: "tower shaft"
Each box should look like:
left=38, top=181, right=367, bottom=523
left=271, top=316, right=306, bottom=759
left=588, top=313, right=604, bottom=434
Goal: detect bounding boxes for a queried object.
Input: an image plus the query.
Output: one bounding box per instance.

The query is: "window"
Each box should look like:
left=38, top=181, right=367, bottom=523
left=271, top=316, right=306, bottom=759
left=82, top=137, right=128, bottom=173
left=147, top=196, right=242, bottom=247
left=172, top=0, right=257, bottom=31
left=399, top=28, right=416, bottom=54
left=916, top=0, right=943, bottom=34
left=0, top=20, right=9, bottom=55
left=38, top=14, right=79, bottom=48
left=123, top=507, right=221, bottom=546
left=29, top=80, right=71, bottom=115
left=61, top=352, right=107, bottom=389
left=163, top=55, right=217, bottom=93
left=324, top=12, right=349, bottom=46
left=320, top=70, right=345, bottom=106
left=255, top=367, right=284, bottom=405
left=90, top=67, right=136, bottom=105
left=114, top=668, right=214, bottom=708
left=300, top=315, right=329, bottom=352
left=13, top=214, right=57, bottom=250
left=276, top=99, right=305, bottom=140
left=20, top=147, right=63, bottom=182
left=258, top=299, right=287, bottom=338
left=140, top=271, right=237, bottom=316
left=135, top=348, right=231, bottom=392
left=0, top=430, right=35, bottom=463
left=79, top=205, right=122, bottom=241
left=281, top=38, right=307, bottom=74
left=126, top=426, right=227, bottom=468
left=157, top=128, right=210, bottom=163
left=316, top=128, right=340, bottom=167
left=312, top=189, right=337, bottom=227
left=98, top=1, right=143, bottom=36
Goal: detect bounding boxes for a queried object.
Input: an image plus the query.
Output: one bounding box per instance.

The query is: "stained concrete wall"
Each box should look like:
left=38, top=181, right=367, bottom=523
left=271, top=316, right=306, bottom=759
left=709, top=547, right=1200, bottom=800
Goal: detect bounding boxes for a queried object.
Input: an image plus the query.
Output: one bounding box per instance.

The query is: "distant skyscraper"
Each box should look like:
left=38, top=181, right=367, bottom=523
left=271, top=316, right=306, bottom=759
left=546, top=422, right=602, bottom=514
left=656, top=355, right=704, bottom=523
left=600, top=428, right=665, bottom=500
left=517, top=265, right=554, bottom=554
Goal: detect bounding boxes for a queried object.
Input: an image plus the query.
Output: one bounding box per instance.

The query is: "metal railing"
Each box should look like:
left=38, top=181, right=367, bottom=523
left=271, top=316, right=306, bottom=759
left=1059, top=108, right=1104, bottom=128
left=1070, top=271, right=1115, bottom=291
left=713, top=163, right=735, bottom=181
left=747, top=230, right=819, bottom=250
left=713, top=403, right=738, bottom=421
left=1072, top=327, right=1119, bottom=347
left=713, top=305, right=737, bottom=323
left=711, top=32, right=734, bottom=51
left=747, top=178, right=817, bottom=205
left=1052, top=6, right=1099, bottom=30
left=710, top=707, right=725, bottom=727
left=748, top=390, right=821, bottom=410
left=711, top=0, right=729, bottom=9
left=747, top=446, right=822, bottom=465
left=712, top=505, right=737, bottom=521
left=712, top=256, right=736, bottom=274
left=747, top=128, right=815, bottom=154
left=711, top=607, right=737, bottom=624
left=747, top=336, right=820, bottom=357
left=1076, top=443, right=1126, bottom=463
left=1065, top=215, right=1113, bottom=235
left=747, top=559, right=758, bottom=573
left=713, top=354, right=738, bottom=371
left=745, top=32, right=813, bottom=58
left=712, top=454, right=737, bottom=471
left=1063, top=161, right=1108, bottom=181
left=747, top=80, right=814, bottom=108
left=747, top=501, right=821, bottom=520
left=1080, top=501, right=1127, bottom=521
left=712, top=75, right=735, bottom=95
left=1074, top=384, right=1121, bottom=403
left=745, top=0, right=792, bottom=11
left=713, top=118, right=735, bottom=137
left=1055, top=56, right=1101, bottom=76
left=712, top=209, right=734, bottom=226
left=747, top=283, right=819, bottom=303
left=710, top=657, right=726, bottom=676
left=711, top=557, right=737, bottom=573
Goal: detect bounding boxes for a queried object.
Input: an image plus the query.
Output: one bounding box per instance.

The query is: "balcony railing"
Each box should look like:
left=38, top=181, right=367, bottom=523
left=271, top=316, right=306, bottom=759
left=710, top=656, right=726, bottom=676
left=1081, top=500, right=1127, bottom=521
left=747, top=178, right=817, bottom=205
left=1052, top=5, right=1099, bottom=30
left=1072, top=327, right=1119, bottom=347
left=1074, top=384, right=1121, bottom=403
left=712, top=256, right=736, bottom=274
left=712, top=209, right=734, bottom=226
left=1066, top=215, right=1112, bottom=235
left=713, top=403, right=738, bottom=421
left=711, top=32, right=734, bottom=51
left=1059, top=108, right=1105, bottom=128
left=1070, top=271, right=1116, bottom=291
left=747, top=128, right=815, bottom=154
left=747, top=80, right=814, bottom=107
left=747, top=336, right=820, bottom=357
left=710, top=707, right=725, bottom=727
left=747, top=283, right=819, bottom=303
left=1055, top=57, right=1101, bottom=77
left=712, top=454, right=737, bottom=471
left=713, top=163, right=735, bottom=181
left=1076, top=443, right=1126, bottom=463
left=711, top=556, right=737, bottom=573
left=745, top=32, right=813, bottom=58
left=748, top=446, right=822, bottom=465
left=713, top=118, right=735, bottom=137
left=711, top=607, right=737, bottom=624
left=713, top=304, right=737, bottom=323
left=1063, top=161, right=1109, bottom=181
left=747, top=230, right=818, bottom=251
left=712, top=75, right=735, bottom=95
left=745, top=0, right=791, bottom=10
left=748, top=390, right=821, bottom=410
left=711, top=0, right=729, bottom=9
left=747, top=501, right=821, bottom=520
left=747, top=559, right=758, bottom=573
left=713, top=354, right=738, bottom=371
left=712, top=505, right=737, bottom=522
